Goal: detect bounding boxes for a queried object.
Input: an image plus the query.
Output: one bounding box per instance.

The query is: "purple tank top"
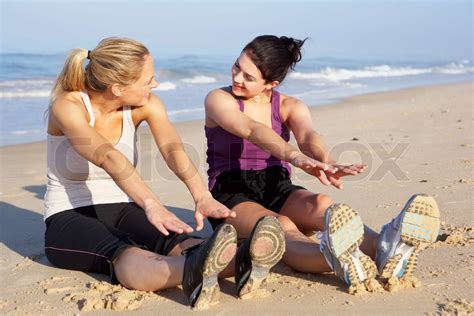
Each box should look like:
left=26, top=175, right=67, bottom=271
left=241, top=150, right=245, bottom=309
left=205, top=89, right=291, bottom=189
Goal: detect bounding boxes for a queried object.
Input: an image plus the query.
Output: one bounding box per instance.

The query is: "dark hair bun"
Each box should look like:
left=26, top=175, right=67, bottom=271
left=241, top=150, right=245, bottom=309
left=243, top=35, right=308, bottom=83
left=280, top=36, right=307, bottom=69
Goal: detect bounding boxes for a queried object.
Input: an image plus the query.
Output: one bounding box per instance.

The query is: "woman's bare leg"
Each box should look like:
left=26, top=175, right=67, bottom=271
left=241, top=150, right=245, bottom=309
left=113, top=246, right=185, bottom=291
left=114, top=236, right=219, bottom=291
left=222, top=201, right=331, bottom=274
left=280, top=190, right=380, bottom=260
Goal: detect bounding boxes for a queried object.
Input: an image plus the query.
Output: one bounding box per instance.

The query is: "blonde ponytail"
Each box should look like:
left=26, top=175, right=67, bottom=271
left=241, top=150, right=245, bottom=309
left=49, top=48, right=88, bottom=105
left=48, top=37, right=149, bottom=107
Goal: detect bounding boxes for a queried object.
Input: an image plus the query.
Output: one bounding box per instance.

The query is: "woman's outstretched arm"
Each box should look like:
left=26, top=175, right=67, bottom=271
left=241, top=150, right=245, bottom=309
left=50, top=94, right=193, bottom=235
left=285, top=97, right=367, bottom=189
left=144, top=94, right=236, bottom=231
left=205, top=88, right=337, bottom=183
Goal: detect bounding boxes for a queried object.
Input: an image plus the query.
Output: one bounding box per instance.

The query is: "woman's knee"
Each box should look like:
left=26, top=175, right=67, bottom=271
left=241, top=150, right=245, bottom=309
left=276, top=215, right=298, bottom=232
left=314, top=193, right=334, bottom=214
left=113, top=246, right=142, bottom=286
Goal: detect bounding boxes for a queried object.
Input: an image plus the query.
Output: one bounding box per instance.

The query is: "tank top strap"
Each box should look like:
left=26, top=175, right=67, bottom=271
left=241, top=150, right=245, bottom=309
left=236, top=98, right=244, bottom=112
left=122, top=106, right=135, bottom=132
left=80, top=91, right=95, bottom=127
left=271, top=90, right=282, bottom=126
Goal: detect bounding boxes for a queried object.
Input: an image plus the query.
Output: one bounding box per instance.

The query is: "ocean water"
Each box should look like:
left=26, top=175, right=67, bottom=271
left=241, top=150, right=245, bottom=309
left=0, top=53, right=472, bottom=147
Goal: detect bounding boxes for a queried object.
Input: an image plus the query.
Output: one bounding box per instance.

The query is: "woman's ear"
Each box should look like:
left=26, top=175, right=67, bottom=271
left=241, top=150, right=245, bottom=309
left=265, top=80, right=280, bottom=90
left=111, top=84, right=123, bottom=97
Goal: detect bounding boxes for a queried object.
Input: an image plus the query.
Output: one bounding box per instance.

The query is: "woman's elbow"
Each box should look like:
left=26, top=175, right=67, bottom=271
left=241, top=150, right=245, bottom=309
left=98, top=148, right=132, bottom=179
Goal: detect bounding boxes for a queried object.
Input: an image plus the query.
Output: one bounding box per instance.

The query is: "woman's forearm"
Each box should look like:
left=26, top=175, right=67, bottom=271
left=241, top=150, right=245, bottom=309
left=297, top=132, right=335, bottom=164
left=160, top=145, right=208, bottom=202
left=100, top=149, right=161, bottom=208
left=248, top=122, right=305, bottom=163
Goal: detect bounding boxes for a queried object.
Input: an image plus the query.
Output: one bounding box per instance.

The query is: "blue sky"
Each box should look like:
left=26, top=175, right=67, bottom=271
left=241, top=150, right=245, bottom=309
left=1, top=0, right=472, bottom=61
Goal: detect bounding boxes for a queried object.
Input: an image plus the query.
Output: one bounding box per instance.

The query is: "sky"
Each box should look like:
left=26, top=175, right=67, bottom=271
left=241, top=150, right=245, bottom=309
left=1, top=0, right=472, bottom=61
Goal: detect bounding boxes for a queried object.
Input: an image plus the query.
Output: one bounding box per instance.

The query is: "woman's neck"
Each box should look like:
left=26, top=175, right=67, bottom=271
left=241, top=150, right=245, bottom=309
left=245, top=89, right=273, bottom=104
left=87, top=90, right=123, bottom=115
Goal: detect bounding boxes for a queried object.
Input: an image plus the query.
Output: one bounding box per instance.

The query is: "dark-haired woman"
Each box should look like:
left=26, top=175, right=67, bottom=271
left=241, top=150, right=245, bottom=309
left=204, top=35, right=440, bottom=292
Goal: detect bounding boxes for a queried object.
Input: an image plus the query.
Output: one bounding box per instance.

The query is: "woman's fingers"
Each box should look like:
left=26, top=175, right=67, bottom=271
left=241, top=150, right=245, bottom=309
left=322, top=163, right=338, bottom=174
left=165, top=218, right=193, bottom=234
left=354, top=164, right=368, bottom=172
left=310, top=160, right=338, bottom=174
left=207, top=207, right=236, bottom=219
left=196, top=194, right=237, bottom=222
left=330, top=163, right=367, bottom=177
left=145, top=203, right=193, bottom=235
left=159, top=214, right=193, bottom=235
left=295, top=157, right=337, bottom=174
left=346, top=164, right=365, bottom=173
left=315, top=169, right=331, bottom=186
left=153, top=220, right=170, bottom=236
left=194, top=212, right=205, bottom=232
left=343, top=166, right=358, bottom=175
left=298, top=160, right=338, bottom=180
left=327, top=175, right=343, bottom=189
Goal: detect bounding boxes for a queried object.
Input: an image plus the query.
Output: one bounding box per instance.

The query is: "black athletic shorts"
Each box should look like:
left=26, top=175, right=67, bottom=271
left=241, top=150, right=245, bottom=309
left=44, top=202, right=192, bottom=284
left=208, top=166, right=306, bottom=229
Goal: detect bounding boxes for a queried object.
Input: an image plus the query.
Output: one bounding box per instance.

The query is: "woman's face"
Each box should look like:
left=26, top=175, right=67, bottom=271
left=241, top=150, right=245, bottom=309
left=120, top=54, right=158, bottom=105
left=231, top=51, right=271, bottom=98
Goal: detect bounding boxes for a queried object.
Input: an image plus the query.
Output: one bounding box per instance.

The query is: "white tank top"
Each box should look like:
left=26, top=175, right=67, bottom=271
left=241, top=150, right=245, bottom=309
left=44, top=91, right=137, bottom=220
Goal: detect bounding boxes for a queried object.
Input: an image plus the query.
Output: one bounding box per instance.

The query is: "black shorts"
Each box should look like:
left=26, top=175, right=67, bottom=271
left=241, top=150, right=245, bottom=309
left=209, top=166, right=306, bottom=229
left=44, top=202, right=192, bottom=284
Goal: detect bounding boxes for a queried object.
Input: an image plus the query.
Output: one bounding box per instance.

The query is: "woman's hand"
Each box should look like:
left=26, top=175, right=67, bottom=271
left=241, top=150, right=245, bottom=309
left=194, top=191, right=236, bottom=231
left=292, top=153, right=366, bottom=189
left=323, top=164, right=367, bottom=189
left=143, top=199, right=194, bottom=236
left=291, top=154, right=338, bottom=186
left=331, top=164, right=367, bottom=177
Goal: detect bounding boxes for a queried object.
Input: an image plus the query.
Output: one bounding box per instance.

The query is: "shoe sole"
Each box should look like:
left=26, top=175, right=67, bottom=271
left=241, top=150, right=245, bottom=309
left=239, top=216, right=285, bottom=299
left=193, top=224, right=237, bottom=310
left=380, top=194, right=440, bottom=280
left=327, top=204, right=377, bottom=286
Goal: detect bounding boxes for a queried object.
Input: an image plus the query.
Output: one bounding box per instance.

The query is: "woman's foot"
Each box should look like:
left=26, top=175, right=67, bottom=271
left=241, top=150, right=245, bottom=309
left=182, top=223, right=237, bottom=310
left=235, top=216, right=285, bottom=299
left=376, top=194, right=440, bottom=282
left=320, top=204, right=379, bottom=293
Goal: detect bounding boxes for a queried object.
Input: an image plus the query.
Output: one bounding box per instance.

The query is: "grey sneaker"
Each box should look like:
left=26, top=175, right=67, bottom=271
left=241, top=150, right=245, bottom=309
left=375, top=194, right=440, bottom=281
left=320, top=204, right=377, bottom=287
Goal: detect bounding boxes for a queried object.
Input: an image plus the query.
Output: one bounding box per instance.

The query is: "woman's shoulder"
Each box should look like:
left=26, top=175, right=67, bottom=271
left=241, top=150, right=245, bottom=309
left=204, top=87, right=240, bottom=126
left=48, top=91, right=90, bottom=135
left=134, top=93, right=164, bottom=111
left=205, top=86, right=234, bottom=103
left=279, top=92, right=306, bottom=109
left=50, top=91, right=87, bottom=115
left=278, top=92, right=308, bottom=120
left=131, top=93, right=166, bottom=122
left=52, top=90, right=83, bottom=105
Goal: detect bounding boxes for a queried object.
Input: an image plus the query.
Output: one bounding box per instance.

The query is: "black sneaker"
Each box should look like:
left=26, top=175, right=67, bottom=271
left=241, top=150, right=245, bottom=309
left=235, top=216, right=285, bottom=299
left=182, top=223, right=237, bottom=310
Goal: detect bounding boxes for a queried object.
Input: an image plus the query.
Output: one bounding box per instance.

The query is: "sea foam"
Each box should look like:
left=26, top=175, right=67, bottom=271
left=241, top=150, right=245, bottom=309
left=0, top=90, right=50, bottom=99
left=181, top=76, right=217, bottom=84
left=154, top=81, right=177, bottom=91
left=290, top=63, right=474, bottom=82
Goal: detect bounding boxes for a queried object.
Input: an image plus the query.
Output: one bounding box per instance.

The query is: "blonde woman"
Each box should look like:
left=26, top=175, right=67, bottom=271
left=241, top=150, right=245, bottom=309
left=44, top=37, right=284, bottom=309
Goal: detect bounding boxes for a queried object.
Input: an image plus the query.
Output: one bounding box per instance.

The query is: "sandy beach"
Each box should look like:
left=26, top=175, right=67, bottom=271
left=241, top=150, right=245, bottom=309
left=0, top=82, right=472, bottom=315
